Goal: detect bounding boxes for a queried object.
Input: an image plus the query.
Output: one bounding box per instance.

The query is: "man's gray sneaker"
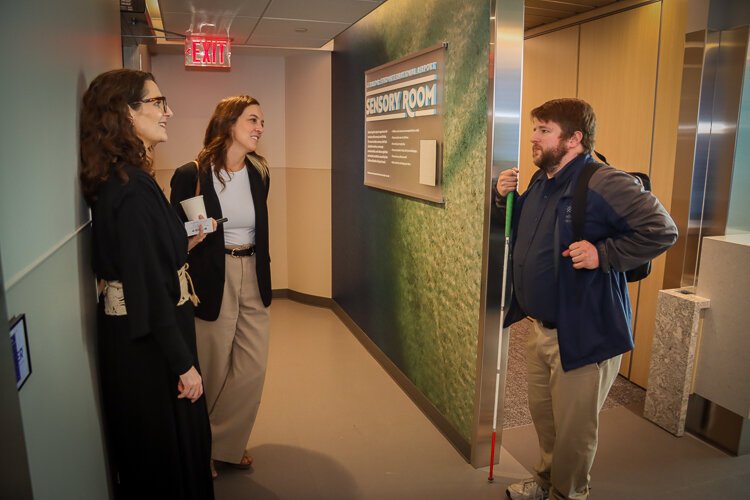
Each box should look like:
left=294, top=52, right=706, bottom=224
left=506, top=478, right=549, bottom=500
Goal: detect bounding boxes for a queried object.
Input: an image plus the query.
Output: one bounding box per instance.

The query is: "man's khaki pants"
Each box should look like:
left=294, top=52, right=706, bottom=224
left=196, top=253, right=270, bottom=464
left=527, top=320, right=621, bottom=500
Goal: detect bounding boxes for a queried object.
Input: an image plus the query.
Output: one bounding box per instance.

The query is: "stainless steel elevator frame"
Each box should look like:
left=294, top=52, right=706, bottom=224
left=471, top=0, right=524, bottom=467
left=665, top=26, right=749, bottom=289
left=668, top=24, right=750, bottom=456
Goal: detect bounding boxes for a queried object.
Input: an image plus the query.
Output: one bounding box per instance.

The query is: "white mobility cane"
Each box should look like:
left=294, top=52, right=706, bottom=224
left=488, top=190, right=514, bottom=482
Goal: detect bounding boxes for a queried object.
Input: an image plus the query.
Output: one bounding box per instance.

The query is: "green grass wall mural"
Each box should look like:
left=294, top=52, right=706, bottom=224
left=332, top=0, right=490, bottom=443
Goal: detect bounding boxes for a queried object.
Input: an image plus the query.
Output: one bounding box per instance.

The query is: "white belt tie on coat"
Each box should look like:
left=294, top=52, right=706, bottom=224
left=101, top=263, right=199, bottom=316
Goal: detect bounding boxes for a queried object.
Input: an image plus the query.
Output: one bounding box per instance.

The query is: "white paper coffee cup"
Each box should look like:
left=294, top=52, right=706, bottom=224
left=180, top=195, right=207, bottom=221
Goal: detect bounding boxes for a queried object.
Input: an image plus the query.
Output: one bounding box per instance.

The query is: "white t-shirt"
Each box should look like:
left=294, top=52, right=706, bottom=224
left=213, top=166, right=256, bottom=246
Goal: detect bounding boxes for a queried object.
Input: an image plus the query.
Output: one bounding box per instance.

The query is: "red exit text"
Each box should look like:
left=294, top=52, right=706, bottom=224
left=185, top=36, right=231, bottom=69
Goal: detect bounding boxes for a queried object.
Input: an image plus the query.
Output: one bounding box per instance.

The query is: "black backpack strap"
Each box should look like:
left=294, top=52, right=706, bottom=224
left=629, top=171, right=651, bottom=191
left=593, top=150, right=608, bottom=164
left=572, top=161, right=601, bottom=302
left=571, top=162, right=600, bottom=242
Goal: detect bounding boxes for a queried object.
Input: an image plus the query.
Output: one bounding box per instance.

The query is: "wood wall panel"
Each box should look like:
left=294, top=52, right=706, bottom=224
left=520, top=26, right=579, bottom=190
left=629, top=0, right=689, bottom=387
left=577, top=3, right=661, bottom=172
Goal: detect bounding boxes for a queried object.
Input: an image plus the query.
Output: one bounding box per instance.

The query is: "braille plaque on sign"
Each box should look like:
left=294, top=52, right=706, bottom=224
left=185, top=35, right=231, bottom=69
left=364, top=43, right=446, bottom=203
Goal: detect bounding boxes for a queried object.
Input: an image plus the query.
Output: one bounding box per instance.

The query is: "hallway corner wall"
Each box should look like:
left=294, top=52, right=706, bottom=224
left=331, top=0, right=490, bottom=445
left=285, top=52, right=333, bottom=298
left=0, top=0, right=122, bottom=498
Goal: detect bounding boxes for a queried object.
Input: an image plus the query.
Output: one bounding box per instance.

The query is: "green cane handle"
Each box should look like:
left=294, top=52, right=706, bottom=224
left=505, top=191, right=514, bottom=238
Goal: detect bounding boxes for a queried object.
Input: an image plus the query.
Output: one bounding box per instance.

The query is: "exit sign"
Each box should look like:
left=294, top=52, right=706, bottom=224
left=185, top=35, right=231, bottom=69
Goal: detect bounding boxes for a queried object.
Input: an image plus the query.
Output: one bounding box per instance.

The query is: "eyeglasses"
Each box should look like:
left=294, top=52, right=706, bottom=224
left=131, top=96, right=168, bottom=112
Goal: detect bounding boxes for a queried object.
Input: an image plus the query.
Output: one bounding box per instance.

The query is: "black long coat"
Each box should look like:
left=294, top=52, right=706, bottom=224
left=91, top=165, right=214, bottom=499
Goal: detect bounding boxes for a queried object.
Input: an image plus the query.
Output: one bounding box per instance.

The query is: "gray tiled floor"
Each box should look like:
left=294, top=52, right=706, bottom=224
left=214, top=299, right=750, bottom=499
left=503, top=403, right=750, bottom=499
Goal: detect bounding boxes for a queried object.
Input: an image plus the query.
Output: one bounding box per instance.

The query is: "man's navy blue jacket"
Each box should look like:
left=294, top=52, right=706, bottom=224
left=497, top=153, right=678, bottom=371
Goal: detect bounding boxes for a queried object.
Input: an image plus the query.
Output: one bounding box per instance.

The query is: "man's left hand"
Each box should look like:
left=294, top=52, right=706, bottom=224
left=562, top=240, right=599, bottom=270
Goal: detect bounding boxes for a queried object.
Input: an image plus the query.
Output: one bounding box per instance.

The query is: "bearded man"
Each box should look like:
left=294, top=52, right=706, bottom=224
left=495, top=98, right=677, bottom=500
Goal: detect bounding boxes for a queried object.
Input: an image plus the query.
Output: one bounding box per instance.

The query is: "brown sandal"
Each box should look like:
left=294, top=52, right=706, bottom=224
left=230, top=454, right=253, bottom=469
left=215, top=454, right=253, bottom=470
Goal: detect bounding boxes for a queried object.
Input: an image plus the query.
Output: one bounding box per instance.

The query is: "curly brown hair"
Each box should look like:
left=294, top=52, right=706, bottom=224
left=531, top=98, right=596, bottom=154
left=196, top=95, right=269, bottom=189
left=79, top=69, right=155, bottom=203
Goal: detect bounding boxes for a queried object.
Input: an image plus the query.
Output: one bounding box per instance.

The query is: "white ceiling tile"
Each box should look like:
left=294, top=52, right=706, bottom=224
left=161, top=12, right=193, bottom=39
left=264, top=0, right=384, bottom=23
left=163, top=12, right=259, bottom=41
left=251, top=17, right=347, bottom=37
left=159, top=0, right=270, bottom=17
left=244, top=35, right=331, bottom=48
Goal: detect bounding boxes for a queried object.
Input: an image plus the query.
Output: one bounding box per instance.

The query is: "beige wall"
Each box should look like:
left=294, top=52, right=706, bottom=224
left=269, top=165, right=290, bottom=288
left=285, top=53, right=332, bottom=297
left=151, top=51, right=332, bottom=297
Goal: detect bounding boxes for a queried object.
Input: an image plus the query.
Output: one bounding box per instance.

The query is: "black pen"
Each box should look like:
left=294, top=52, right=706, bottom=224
left=215, top=217, right=228, bottom=224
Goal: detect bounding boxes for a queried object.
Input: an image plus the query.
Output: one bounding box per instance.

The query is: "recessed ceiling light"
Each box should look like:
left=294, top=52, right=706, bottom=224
left=294, top=27, right=308, bottom=33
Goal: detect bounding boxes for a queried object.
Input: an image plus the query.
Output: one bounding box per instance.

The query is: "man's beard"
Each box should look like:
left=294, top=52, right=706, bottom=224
left=533, top=141, right=568, bottom=174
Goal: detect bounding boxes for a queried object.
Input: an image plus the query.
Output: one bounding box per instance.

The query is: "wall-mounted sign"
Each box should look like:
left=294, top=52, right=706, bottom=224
left=119, top=0, right=145, bottom=13
left=9, top=314, right=31, bottom=390
left=185, top=35, right=231, bottom=69
left=364, top=43, right=446, bottom=203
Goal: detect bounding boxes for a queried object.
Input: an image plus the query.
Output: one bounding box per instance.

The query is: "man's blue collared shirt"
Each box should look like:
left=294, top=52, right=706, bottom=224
left=512, top=154, right=587, bottom=323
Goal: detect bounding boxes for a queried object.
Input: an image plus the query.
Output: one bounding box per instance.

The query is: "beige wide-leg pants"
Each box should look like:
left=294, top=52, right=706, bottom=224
left=527, top=320, right=621, bottom=500
left=195, top=253, right=270, bottom=464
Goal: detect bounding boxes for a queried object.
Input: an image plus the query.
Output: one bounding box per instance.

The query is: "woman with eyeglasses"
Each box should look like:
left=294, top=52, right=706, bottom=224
left=170, top=95, right=272, bottom=478
left=79, top=69, right=214, bottom=499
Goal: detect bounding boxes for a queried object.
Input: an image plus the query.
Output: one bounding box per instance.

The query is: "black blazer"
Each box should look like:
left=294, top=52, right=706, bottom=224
left=170, top=160, right=272, bottom=320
